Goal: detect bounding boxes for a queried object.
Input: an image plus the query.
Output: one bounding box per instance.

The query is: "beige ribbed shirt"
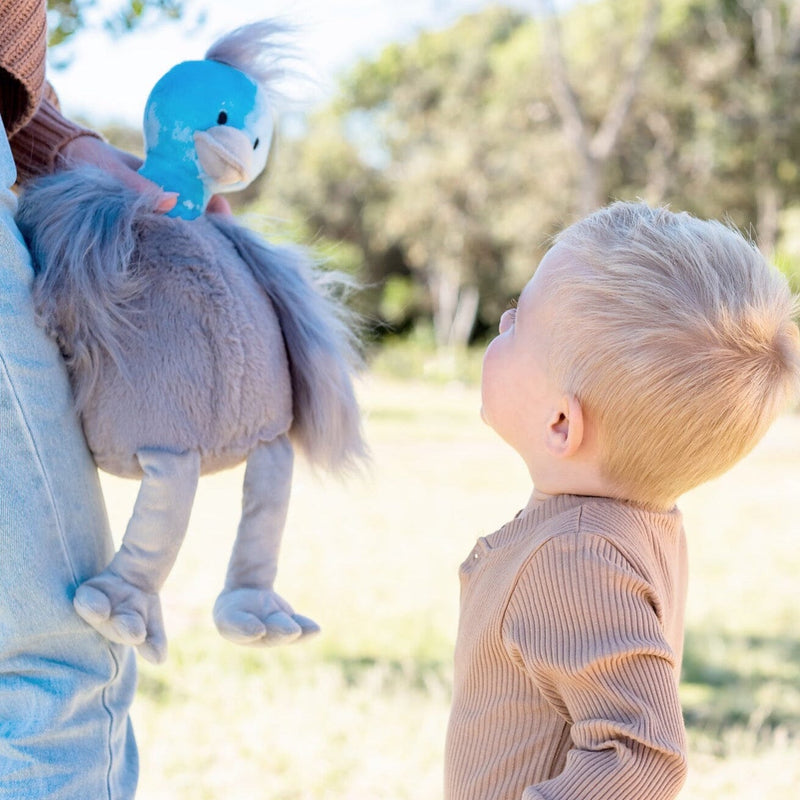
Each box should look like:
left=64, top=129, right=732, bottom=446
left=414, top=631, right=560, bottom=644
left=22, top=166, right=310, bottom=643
left=0, top=0, right=98, bottom=181
left=445, top=494, right=688, bottom=800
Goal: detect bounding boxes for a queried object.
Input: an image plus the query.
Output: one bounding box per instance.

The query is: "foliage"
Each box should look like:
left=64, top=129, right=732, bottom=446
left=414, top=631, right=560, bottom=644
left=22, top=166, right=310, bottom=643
left=252, top=7, right=558, bottom=348
left=47, top=0, right=183, bottom=47
left=91, top=0, right=800, bottom=345
left=245, top=0, right=800, bottom=348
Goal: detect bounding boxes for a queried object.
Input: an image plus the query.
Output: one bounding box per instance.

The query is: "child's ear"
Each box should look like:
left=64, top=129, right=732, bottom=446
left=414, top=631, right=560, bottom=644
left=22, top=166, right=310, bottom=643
left=544, top=395, right=584, bottom=458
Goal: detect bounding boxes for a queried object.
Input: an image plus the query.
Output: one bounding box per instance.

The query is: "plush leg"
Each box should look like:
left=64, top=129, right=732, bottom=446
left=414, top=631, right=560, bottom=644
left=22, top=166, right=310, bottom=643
left=213, top=434, right=320, bottom=646
left=74, top=448, right=201, bottom=664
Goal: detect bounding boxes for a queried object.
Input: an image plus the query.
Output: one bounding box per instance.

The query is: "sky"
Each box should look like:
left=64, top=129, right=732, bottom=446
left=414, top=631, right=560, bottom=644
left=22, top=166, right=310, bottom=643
left=50, top=0, right=541, bottom=129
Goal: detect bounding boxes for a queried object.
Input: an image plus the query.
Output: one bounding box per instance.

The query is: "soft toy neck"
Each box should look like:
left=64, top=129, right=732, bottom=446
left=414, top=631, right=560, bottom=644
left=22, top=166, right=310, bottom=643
left=139, top=155, right=210, bottom=221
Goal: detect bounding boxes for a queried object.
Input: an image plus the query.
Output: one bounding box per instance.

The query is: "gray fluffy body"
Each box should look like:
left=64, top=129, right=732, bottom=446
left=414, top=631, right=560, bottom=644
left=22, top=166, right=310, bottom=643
left=16, top=167, right=365, bottom=478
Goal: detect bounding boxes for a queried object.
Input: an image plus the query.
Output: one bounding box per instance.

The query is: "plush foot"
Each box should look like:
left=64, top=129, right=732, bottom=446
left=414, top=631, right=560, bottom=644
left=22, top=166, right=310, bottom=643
left=74, top=571, right=168, bottom=664
left=213, top=588, right=320, bottom=647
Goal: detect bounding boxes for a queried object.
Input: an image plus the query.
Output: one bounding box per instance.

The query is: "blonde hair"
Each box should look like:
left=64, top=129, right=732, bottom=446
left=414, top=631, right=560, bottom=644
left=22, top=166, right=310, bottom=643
left=547, top=202, right=800, bottom=508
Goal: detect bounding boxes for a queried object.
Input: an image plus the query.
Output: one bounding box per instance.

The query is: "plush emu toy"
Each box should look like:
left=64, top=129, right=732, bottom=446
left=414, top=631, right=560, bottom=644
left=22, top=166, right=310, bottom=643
left=16, top=22, right=365, bottom=664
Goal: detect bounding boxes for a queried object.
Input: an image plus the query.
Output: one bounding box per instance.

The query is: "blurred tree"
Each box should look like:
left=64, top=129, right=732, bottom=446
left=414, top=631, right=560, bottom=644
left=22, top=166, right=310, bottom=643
left=700, top=0, right=800, bottom=255
left=534, top=0, right=662, bottom=216
left=252, top=109, right=396, bottom=333
left=47, top=0, right=183, bottom=47
left=335, top=9, right=529, bottom=347
left=258, top=8, right=561, bottom=348
left=612, top=0, right=800, bottom=256
left=252, top=3, right=672, bottom=344
left=78, top=0, right=800, bottom=348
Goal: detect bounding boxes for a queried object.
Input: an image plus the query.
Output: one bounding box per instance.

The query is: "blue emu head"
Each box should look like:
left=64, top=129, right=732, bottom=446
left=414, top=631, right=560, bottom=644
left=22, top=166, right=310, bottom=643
left=138, top=23, right=284, bottom=220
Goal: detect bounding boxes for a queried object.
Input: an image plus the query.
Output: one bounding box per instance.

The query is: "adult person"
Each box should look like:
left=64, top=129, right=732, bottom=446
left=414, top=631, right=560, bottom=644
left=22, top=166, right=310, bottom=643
left=0, top=1, right=190, bottom=796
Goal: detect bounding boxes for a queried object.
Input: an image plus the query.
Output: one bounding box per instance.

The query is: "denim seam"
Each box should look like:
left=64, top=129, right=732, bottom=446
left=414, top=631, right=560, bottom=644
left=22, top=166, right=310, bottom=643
left=0, top=348, right=80, bottom=586
left=102, top=646, right=122, bottom=800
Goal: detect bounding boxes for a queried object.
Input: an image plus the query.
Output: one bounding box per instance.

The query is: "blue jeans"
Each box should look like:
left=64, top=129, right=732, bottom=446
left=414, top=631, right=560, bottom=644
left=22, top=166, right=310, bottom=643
left=0, top=124, right=138, bottom=798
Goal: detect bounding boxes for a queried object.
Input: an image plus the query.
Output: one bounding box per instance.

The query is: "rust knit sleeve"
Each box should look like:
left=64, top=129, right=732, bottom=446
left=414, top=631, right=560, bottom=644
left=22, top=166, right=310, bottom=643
left=505, top=533, right=688, bottom=800
left=10, top=86, right=101, bottom=183
left=0, top=0, right=102, bottom=182
left=0, top=0, right=47, bottom=135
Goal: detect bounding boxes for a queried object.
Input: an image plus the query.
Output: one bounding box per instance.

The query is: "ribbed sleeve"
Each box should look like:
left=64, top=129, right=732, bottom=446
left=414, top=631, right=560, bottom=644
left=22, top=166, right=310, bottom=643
left=510, top=534, right=687, bottom=800
left=10, top=91, right=100, bottom=183
left=0, top=0, right=101, bottom=182
left=0, top=0, right=47, bottom=134
left=444, top=495, right=688, bottom=800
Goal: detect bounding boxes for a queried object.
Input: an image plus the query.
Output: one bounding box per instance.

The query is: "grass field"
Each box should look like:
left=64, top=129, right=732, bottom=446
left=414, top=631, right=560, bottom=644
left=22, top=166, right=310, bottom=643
left=98, top=375, right=800, bottom=800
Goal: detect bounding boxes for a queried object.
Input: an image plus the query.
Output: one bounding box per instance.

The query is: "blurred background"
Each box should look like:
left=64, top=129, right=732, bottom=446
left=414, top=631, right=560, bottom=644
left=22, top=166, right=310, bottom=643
left=45, top=1, right=800, bottom=798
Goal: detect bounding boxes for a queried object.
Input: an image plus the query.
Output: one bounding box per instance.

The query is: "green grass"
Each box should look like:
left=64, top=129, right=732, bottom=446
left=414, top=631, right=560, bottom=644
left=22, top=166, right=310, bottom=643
left=98, top=375, right=800, bottom=799
left=368, top=334, right=486, bottom=386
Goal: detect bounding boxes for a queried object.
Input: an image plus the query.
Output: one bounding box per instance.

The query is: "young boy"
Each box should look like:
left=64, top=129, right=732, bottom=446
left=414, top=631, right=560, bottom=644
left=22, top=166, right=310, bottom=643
left=444, top=202, right=800, bottom=800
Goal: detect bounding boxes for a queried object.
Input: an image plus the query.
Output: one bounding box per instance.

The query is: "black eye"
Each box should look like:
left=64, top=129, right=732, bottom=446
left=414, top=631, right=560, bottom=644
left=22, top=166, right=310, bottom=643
left=217, top=111, right=228, bottom=125
left=253, top=138, right=260, bottom=150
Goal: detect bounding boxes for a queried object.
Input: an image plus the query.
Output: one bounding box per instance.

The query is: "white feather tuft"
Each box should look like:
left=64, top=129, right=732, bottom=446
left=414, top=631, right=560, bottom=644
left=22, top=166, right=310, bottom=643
left=205, top=20, right=307, bottom=109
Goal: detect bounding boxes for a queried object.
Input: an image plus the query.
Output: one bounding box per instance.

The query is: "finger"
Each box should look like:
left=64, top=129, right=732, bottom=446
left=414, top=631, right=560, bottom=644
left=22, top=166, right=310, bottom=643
left=112, top=168, right=178, bottom=213
left=118, top=150, right=143, bottom=172
left=153, top=192, right=179, bottom=213
left=206, top=194, right=233, bottom=216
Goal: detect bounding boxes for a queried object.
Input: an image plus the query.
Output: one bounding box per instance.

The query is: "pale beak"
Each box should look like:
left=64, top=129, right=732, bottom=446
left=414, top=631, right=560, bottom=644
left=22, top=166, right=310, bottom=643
left=193, top=125, right=254, bottom=186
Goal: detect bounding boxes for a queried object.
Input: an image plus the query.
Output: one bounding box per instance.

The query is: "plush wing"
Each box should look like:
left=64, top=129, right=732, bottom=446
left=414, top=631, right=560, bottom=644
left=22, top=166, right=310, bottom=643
left=16, top=167, right=155, bottom=411
left=209, top=215, right=366, bottom=473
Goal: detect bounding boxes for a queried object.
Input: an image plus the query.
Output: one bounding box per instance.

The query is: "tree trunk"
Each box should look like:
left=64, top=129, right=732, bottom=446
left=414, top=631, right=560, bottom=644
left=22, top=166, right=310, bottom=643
left=535, top=0, right=662, bottom=215
left=429, top=271, right=479, bottom=349
left=755, top=164, right=780, bottom=256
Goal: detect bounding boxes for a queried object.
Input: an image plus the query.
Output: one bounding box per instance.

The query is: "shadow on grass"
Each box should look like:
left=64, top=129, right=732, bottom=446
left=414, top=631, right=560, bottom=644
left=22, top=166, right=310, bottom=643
left=681, top=629, right=800, bottom=740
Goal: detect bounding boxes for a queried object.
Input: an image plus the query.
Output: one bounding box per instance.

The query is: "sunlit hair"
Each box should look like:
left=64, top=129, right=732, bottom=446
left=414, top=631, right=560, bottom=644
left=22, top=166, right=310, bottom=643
left=546, top=201, right=800, bottom=508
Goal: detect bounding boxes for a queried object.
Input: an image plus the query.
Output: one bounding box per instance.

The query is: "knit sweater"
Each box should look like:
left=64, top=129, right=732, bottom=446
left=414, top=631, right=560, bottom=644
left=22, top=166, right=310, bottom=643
left=0, top=0, right=97, bottom=181
left=444, top=494, right=689, bottom=800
